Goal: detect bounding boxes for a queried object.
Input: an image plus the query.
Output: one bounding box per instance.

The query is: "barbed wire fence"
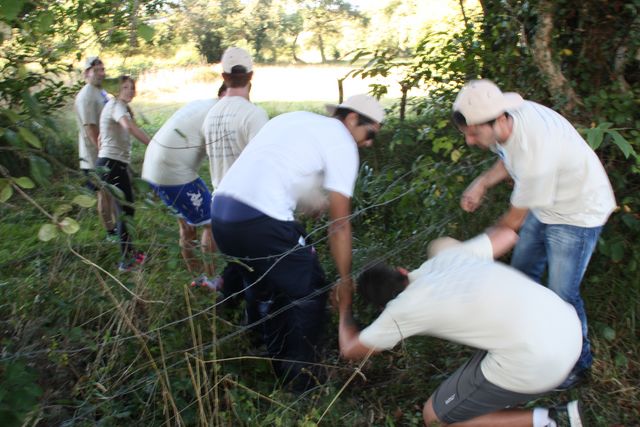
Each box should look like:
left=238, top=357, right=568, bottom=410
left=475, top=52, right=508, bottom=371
left=1, top=107, right=496, bottom=424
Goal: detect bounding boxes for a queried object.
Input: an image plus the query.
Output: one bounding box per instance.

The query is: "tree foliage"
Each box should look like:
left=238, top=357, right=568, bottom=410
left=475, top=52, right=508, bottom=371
left=351, top=0, right=640, bottom=276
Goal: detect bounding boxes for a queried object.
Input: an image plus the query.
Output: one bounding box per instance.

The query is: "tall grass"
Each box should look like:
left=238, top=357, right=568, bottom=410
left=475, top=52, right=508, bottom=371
left=1, top=99, right=638, bottom=426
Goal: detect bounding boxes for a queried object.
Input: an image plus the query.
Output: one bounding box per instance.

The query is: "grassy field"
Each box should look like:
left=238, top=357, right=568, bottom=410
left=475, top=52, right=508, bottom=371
left=1, top=86, right=639, bottom=426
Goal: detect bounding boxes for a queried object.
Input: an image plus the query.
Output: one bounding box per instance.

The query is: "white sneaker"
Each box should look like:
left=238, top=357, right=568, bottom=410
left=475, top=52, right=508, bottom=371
left=549, top=400, right=583, bottom=427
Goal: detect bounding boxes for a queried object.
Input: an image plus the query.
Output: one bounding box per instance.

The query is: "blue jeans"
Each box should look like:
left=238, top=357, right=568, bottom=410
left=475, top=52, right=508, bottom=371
left=510, top=214, right=603, bottom=372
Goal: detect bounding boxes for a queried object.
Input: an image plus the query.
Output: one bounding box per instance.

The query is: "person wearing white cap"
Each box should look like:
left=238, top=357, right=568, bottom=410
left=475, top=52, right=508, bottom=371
left=452, top=79, right=615, bottom=390
left=74, top=56, right=117, bottom=240
left=201, top=46, right=269, bottom=295
left=210, top=93, right=384, bottom=391
left=203, top=47, right=269, bottom=188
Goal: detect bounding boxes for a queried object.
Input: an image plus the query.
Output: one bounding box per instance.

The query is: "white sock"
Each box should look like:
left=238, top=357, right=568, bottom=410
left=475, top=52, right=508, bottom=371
left=533, top=407, right=557, bottom=427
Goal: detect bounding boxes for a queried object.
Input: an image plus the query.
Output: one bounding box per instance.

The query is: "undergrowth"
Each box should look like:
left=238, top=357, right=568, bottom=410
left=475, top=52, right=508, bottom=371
left=0, top=102, right=638, bottom=426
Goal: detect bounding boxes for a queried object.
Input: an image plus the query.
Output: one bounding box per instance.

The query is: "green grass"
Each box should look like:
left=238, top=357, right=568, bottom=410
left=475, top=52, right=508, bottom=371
left=1, top=101, right=638, bottom=426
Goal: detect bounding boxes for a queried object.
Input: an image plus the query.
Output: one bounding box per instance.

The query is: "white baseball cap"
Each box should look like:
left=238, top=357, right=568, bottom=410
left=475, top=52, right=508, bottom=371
left=453, top=79, right=524, bottom=125
left=84, top=56, right=102, bottom=71
left=326, top=94, right=385, bottom=124
left=221, top=47, right=253, bottom=73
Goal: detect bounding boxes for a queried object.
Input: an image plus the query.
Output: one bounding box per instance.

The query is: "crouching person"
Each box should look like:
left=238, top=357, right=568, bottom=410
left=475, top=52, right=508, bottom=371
left=336, top=227, right=584, bottom=426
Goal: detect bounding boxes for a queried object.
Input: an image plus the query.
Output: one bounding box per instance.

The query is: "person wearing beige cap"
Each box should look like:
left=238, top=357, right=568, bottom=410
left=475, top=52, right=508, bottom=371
left=210, top=93, right=384, bottom=391
left=74, top=56, right=117, bottom=241
left=452, top=79, right=615, bottom=390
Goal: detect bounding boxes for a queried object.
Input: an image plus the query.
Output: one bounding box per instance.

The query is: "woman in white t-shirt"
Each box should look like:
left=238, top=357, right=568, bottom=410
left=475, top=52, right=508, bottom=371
left=96, top=76, right=151, bottom=271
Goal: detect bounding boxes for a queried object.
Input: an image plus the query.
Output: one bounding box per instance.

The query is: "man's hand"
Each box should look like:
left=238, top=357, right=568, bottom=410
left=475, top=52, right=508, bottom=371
left=461, top=177, right=487, bottom=212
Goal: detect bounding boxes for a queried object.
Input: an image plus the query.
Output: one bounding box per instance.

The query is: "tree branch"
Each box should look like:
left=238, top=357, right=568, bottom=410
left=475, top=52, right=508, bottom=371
left=531, top=0, right=582, bottom=112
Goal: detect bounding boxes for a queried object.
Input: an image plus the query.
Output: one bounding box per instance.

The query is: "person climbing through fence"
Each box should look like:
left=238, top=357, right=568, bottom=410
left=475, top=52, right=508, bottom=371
left=210, top=93, right=384, bottom=391
left=336, top=227, right=584, bottom=426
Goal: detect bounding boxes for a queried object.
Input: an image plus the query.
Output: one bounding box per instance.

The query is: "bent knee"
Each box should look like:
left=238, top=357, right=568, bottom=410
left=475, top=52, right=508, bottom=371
left=178, top=220, right=197, bottom=247
left=423, top=397, right=443, bottom=426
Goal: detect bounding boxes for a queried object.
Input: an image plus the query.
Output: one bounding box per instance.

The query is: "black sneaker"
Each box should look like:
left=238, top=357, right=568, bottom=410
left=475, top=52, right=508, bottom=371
left=554, top=368, right=590, bottom=391
left=549, top=400, right=583, bottom=427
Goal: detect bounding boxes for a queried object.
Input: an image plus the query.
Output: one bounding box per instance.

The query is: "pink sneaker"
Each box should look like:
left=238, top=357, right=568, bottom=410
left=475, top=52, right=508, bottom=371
left=118, top=252, right=146, bottom=272
left=190, top=275, right=224, bottom=291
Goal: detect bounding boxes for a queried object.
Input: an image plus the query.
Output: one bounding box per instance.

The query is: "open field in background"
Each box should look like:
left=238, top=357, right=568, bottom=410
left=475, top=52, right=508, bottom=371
left=134, top=64, right=422, bottom=105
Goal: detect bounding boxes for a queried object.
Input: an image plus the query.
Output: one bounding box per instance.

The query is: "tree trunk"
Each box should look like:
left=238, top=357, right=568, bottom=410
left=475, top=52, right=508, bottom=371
left=318, top=34, right=326, bottom=63
left=129, top=0, right=140, bottom=48
left=458, top=0, right=469, bottom=28
left=531, top=0, right=582, bottom=112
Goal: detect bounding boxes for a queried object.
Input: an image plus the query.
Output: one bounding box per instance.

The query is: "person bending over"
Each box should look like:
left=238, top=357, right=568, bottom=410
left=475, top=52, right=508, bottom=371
left=337, top=228, right=583, bottom=426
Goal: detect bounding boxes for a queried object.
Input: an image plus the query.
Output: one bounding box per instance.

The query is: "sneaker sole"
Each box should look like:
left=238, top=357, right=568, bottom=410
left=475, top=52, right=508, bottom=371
left=567, top=400, right=583, bottom=427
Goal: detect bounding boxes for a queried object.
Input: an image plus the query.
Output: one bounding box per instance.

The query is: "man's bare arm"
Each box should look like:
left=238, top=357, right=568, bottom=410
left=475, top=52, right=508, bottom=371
left=461, top=159, right=510, bottom=212
left=336, top=279, right=378, bottom=360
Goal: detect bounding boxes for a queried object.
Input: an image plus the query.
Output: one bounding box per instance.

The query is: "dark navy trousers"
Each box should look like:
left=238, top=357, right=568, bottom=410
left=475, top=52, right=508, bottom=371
left=212, top=213, right=327, bottom=391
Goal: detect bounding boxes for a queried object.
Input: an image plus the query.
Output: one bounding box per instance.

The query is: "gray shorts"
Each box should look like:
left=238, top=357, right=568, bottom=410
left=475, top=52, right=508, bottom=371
left=432, top=350, right=543, bottom=423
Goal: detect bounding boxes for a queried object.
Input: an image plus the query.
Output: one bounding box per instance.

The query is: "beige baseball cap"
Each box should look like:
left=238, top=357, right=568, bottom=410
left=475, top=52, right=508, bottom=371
left=325, top=94, right=385, bottom=124
left=453, top=79, right=524, bottom=125
left=221, top=47, right=253, bottom=73
left=83, top=56, right=102, bottom=71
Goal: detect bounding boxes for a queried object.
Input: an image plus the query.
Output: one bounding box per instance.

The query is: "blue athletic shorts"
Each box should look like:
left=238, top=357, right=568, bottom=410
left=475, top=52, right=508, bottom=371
left=148, top=177, right=212, bottom=226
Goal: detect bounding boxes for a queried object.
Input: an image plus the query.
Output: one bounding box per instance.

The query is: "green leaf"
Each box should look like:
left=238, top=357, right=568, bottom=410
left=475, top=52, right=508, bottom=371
left=3, top=129, right=22, bottom=147
left=29, top=155, right=52, bottom=187
left=585, top=128, right=604, bottom=150
left=0, top=0, right=25, bottom=21
left=173, top=128, right=187, bottom=139
left=37, top=10, right=55, bottom=31
left=450, top=149, right=461, bottom=163
left=0, top=184, right=13, bottom=202
left=614, top=353, right=628, bottom=369
left=1, top=108, right=21, bottom=123
left=137, top=23, right=155, bottom=42
left=601, top=325, right=616, bottom=342
left=18, top=127, right=42, bottom=149
left=54, top=204, right=73, bottom=218
left=38, top=223, right=58, bottom=241
left=607, top=130, right=636, bottom=159
left=15, top=176, right=35, bottom=189
left=610, top=241, right=624, bottom=262
left=107, top=184, right=125, bottom=200
left=59, top=217, right=80, bottom=235
left=72, top=195, right=96, bottom=208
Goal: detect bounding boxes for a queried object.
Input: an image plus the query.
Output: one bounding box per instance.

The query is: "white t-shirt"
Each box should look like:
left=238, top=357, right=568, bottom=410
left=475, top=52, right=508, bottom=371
left=98, top=99, right=133, bottom=164
left=216, top=111, right=359, bottom=221
left=495, top=101, right=615, bottom=227
left=359, top=234, right=582, bottom=394
left=74, top=84, right=108, bottom=169
left=202, top=96, right=269, bottom=187
left=142, top=99, right=218, bottom=186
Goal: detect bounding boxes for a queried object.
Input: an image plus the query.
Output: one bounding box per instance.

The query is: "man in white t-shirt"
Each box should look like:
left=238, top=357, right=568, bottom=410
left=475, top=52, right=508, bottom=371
left=74, top=56, right=116, bottom=239
left=202, top=47, right=269, bottom=188
left=452, top=79, right=615, bottom=390
left=211, top=94, right=384, bottom=391
left=336, top=228, right=584, bottom=426
left=142, top=84, right=227, bottom=287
